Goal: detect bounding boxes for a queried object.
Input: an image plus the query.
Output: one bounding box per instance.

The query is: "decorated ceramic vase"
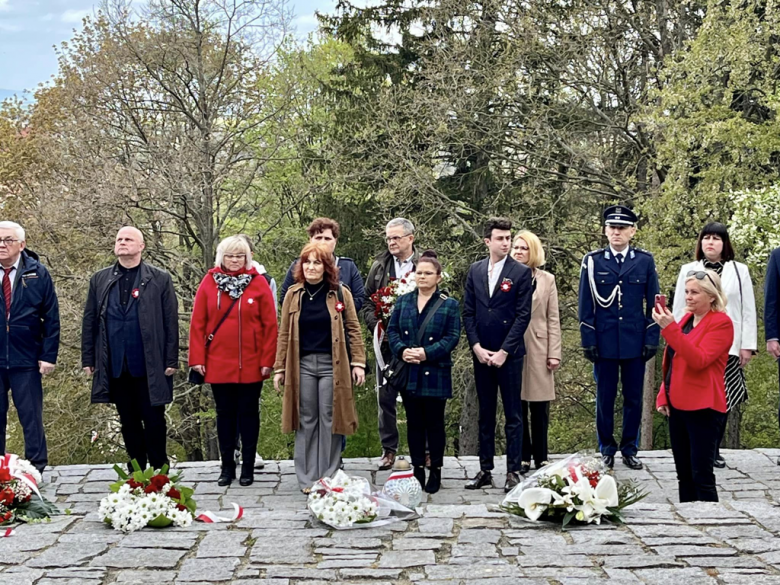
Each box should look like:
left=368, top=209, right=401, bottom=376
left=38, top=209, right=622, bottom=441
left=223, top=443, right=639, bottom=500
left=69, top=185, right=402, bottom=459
left=382, top=457, right=423, bottom=509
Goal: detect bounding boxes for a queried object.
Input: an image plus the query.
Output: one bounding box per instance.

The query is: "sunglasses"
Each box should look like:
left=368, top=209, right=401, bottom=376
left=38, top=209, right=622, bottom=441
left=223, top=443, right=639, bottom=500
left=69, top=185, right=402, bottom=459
left=686, top=270, right=717, bottom=288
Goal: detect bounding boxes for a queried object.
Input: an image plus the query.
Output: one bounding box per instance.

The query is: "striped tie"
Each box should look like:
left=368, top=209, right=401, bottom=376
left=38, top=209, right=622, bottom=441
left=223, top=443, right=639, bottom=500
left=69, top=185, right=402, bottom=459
left=1, top=267, right=11, bottom=317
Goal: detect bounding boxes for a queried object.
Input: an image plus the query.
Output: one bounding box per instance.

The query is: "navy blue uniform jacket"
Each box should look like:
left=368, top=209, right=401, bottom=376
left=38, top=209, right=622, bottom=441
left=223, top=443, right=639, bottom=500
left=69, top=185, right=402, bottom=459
left=0, top=250, right=60, bottom=368
left=463, top=256, right=533, bottom=356
left=387, top=290, right=461, bottom=398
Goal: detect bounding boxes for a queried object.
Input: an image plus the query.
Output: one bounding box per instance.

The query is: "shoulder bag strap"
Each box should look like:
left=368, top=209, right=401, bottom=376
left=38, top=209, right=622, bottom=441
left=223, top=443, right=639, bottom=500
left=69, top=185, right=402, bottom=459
left=205, top=297, right=239, bottom=348
left=733, top=261, right=743, bottom=309
left=415, top=296, right=446, bottom=345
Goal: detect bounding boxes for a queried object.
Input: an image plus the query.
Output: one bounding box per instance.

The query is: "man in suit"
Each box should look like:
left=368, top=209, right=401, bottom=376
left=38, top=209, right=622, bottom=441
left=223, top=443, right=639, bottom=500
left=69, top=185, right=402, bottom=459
left=578, top=205, right=660, bottom=470
left=82, top=226, right=179, bottom=471
left=765, top=246, right=780, bottom=464
left=362, top=218, right=420, bottom=470
left=0, top=221, right=60, bottom=474
left=463, top=217, right=533, bottom=492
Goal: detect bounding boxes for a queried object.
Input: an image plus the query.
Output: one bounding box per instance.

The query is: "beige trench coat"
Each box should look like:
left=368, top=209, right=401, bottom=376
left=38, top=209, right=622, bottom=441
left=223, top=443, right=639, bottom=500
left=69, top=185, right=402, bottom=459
left=274, top=283, right=367, bottom=436
left=521, top=270, right=562, bottom=402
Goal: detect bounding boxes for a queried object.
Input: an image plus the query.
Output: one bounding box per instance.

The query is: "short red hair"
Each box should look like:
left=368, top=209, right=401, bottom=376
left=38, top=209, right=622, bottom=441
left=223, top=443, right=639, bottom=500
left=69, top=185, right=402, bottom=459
left=293, top=243, right=340, bottom=289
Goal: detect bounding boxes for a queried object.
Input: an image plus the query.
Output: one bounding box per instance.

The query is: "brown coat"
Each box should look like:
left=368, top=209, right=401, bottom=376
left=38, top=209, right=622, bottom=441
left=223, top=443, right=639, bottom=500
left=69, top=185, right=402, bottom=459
left=275, top=283, right=367, bottom=436
left=521, top=269, right=562, bottom=402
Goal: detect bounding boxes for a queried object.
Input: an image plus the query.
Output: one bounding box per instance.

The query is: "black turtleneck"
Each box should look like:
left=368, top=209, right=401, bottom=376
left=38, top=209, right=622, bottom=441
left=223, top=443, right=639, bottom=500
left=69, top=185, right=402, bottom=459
left=299, top=281, right=332, bottom=356
left=117, top=263, right=140, bottom=307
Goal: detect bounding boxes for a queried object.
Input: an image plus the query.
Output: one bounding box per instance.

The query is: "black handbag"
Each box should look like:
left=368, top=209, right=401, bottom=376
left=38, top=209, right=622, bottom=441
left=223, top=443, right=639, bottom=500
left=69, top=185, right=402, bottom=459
left=382, top=295, right=445, bottom=393
left=187, top=298, right=238, bottom=385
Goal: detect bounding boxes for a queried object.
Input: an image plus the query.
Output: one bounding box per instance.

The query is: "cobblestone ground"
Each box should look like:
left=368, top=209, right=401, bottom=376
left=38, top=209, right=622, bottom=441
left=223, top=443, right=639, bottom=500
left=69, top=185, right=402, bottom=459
left=3, top=449, right=780, bottom=584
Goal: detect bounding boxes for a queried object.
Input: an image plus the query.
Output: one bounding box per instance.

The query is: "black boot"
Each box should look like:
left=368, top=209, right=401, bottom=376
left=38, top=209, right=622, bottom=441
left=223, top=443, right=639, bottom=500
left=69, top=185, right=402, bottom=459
left=425, top=467, right=442, bottom=494
left=239, top=460, right=254, bottom=486
left=413, top=465, right=426, bottom=488
left=218, top=460, right=236, bottom=487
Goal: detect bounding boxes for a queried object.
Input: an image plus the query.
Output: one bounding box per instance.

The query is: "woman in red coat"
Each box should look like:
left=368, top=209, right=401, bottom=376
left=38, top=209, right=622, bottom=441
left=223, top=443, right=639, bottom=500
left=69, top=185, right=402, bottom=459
left=189, top=236, right=278, bottom=486
left=654, top=269, right=733, bottom=503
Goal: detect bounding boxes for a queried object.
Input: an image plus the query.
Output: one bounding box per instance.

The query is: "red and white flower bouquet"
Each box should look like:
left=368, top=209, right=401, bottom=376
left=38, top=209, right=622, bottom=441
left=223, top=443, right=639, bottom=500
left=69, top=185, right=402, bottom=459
left=371, top=271, right=416, bottom=374
left=99, top=460, right=196, bottom=533
left=0, top=454, right=58, bottom=526
left=500, top=453, right=646, bottom=527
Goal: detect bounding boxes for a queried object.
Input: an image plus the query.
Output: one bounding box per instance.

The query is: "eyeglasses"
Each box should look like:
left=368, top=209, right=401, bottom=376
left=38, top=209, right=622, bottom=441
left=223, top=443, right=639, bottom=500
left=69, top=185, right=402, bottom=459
left=224, top=254, right=246, bottom=260
left=0, top=239, right=20, bottom=247
left=385, top=235, right=411, bottom=244
left=686, top=270, right=717, bottom=288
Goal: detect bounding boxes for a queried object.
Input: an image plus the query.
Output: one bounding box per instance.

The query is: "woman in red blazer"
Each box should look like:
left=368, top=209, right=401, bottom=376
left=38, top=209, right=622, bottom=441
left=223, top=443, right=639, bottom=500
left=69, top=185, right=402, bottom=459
left=654, top=269, right=733, bottom=502
left=189, top=236, right=278, bottom=486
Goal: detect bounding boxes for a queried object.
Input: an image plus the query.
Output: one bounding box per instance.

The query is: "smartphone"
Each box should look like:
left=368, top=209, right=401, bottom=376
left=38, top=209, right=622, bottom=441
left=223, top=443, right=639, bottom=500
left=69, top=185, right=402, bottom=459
left=655, top=294, right=667, bottom=311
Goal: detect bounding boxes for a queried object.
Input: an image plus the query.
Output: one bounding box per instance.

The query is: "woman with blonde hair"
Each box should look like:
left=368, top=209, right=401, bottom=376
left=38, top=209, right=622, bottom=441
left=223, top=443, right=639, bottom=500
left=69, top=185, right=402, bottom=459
left=189, top=235, right=278, bottom=486
left=654, top=270, right=733, bottom=502
left=511, top=230, right=561, bottom=474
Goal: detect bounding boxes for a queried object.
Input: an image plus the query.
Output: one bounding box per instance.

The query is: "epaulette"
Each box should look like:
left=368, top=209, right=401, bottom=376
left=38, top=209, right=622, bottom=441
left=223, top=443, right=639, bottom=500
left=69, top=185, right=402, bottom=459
left=586, top=248, right=606, bottom=257
left=633, top=247, right=653, bottom=256
left=439, top=293, right=448, bottom=300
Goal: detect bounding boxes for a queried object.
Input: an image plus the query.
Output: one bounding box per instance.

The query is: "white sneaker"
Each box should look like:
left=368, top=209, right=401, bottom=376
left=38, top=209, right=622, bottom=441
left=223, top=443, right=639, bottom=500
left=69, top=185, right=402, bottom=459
left=254, top=453, right=265, bottom=469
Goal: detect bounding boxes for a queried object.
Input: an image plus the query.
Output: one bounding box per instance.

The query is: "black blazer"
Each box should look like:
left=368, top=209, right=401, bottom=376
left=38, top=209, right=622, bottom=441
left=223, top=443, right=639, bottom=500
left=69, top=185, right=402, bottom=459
left=463, top=256, right=533, bottom=356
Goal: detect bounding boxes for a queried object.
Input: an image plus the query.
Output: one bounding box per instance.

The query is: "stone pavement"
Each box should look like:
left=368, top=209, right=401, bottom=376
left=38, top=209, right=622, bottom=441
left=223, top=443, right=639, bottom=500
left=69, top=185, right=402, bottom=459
left=3, top=449, right=780, bottom=584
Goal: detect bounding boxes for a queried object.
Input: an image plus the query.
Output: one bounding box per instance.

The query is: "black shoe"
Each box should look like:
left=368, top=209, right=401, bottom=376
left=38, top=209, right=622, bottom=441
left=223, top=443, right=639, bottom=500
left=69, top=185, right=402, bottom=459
left=465, top=470, right=493, bottom=490
left=622, top=455, right=643, bottom=470
left=425, top=467, right=442, bottom=494
left=239, top=462, right=254, bottom=486
left=218, top=462, right=236, bottom=487
left=714, top=455, right=726, bottom=469
left=518, top=462, right=531, bottom=475
left=504, top=472, right=521, bottom=493
left=602, top=455, right=615, bottom=469
left=413, top=465, right=426, bottom=488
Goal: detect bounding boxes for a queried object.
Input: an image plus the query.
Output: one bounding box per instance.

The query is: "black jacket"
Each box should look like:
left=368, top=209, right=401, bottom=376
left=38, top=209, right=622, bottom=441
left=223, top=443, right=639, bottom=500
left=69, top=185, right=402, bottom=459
left=360, top=248, right=421, bottom=334
left=0, top=250, right=60, bottom=369
left=82, top=260, right=179, bottom=406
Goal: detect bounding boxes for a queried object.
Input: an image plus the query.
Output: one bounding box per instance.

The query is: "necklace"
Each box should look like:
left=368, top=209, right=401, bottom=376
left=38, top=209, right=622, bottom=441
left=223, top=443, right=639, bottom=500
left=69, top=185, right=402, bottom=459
left=305, top=282, right=325, bottom=300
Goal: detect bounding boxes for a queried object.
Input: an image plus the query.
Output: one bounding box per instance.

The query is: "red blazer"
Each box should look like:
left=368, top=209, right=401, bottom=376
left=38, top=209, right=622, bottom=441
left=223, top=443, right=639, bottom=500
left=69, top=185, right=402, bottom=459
left=656, top=310, right=733, bottom=412
left=189, top=267, right=278, bottom=384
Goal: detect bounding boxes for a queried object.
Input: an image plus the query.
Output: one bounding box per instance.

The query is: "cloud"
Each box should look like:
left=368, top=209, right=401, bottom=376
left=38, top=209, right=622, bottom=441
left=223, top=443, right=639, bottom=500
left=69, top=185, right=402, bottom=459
left=0, top=0, right=10, bottom=12
left=0, top=22, right=21, bottom=32
left=61, top=8, right=90, bottom=23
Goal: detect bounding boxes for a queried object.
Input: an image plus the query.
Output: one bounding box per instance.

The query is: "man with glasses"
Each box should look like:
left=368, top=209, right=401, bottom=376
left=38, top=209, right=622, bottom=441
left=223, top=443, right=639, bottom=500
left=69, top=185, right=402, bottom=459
left=766, top=246, right=780, bottom=464
left=0, top=221, right=60, bottom=474
left=362, top=218, right=420, bottom=470
left=578, top=205, right=660, bottom=470
left=82, top=226, right=178, bottom=472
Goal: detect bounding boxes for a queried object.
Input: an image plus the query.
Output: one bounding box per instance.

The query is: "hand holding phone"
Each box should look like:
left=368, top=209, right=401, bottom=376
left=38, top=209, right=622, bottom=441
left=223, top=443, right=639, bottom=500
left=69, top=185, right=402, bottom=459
left=654, top=294, right=667, bottom=312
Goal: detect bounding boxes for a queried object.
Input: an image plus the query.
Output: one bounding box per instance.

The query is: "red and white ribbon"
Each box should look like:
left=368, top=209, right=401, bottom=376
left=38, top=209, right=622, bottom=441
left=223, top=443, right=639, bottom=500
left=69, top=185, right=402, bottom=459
left=196, top=503, right=244, bottom=524
left=0, top=454, right=42, bottom=499
left=2, top=528, right=14, bottom=537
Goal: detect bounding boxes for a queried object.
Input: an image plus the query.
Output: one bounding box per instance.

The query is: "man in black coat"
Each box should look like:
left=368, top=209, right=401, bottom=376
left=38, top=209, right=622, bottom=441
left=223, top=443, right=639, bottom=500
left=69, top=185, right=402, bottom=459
left=766, top=246, right=780, bottom=464
left=82, top=227, right=179, bottom=471
left=463, top=217, right=533, bottom=492
left=0, top=221, right=60, bottom=473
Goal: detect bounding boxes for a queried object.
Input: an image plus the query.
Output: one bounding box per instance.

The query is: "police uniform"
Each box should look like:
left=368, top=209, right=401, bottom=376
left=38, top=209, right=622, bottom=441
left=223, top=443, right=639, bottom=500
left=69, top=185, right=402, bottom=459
left=578, top=205, right=660, bottom=468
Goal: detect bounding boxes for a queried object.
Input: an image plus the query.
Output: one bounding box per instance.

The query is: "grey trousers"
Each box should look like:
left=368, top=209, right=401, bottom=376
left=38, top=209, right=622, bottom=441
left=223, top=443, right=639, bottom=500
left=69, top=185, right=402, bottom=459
left=376, top=363, right=399, bottom=453
left=295, top=353, right=343, bottom=490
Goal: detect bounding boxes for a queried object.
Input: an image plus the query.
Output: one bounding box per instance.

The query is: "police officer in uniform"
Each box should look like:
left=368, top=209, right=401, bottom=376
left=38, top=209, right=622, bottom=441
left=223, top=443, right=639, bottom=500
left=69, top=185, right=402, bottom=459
left=578, top=205, right=660, bottom=470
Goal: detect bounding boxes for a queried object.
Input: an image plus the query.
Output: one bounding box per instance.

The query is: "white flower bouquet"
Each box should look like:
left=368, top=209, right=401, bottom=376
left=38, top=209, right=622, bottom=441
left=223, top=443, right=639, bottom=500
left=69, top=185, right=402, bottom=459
left=500, top=453, right=646, bottom=527
left=307, top=470, right=417, bottom=530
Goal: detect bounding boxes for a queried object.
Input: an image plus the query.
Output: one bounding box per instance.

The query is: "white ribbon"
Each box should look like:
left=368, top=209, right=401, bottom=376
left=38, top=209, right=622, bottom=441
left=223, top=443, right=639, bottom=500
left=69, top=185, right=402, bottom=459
left=373, top=322, right=386, bottom=389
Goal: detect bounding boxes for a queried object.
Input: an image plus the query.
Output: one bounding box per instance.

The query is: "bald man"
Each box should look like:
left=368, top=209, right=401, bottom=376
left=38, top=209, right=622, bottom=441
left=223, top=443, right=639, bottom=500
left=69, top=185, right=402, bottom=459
left=82, top=227, right=179, bottom=471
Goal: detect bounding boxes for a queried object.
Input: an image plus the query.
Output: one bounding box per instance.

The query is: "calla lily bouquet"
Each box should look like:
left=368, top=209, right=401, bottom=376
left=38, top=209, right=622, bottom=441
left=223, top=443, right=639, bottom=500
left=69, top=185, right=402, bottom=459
left=500, top=453, right=646, bottom=527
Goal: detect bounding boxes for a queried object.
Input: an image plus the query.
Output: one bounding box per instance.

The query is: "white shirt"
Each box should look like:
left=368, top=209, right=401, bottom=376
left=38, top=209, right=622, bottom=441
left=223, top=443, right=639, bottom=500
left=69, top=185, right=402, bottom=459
left=394, top=254, right=415, bottom=281
left=0, top=256, right=21, bottom=294
left=488, top=256, right=508, bottom=297
left=610, top=246, right=629, bottom=264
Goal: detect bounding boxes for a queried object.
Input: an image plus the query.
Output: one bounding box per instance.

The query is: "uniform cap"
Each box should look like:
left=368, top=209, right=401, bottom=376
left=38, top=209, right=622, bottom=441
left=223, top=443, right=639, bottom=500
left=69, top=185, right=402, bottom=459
left=603, top=205, right=637, bottom=226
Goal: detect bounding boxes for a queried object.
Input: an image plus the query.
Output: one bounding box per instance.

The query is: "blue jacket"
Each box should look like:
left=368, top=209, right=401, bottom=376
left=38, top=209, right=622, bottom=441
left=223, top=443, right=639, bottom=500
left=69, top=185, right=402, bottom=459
left=463, top=256, right=533, bottom=357
left=279, top=256, right=365, bottom=312
left=765, top=247, right=780, bottom=342
left=0, top=250, right=60, bottom=369
left=578, top=246, right=660, bottom=360
left=387, top=290, right=461, bottom=398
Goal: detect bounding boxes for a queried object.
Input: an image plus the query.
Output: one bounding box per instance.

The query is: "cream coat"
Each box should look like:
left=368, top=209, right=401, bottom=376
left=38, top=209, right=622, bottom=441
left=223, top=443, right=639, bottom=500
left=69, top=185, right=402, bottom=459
left=521, top=269, right=562, bottom=402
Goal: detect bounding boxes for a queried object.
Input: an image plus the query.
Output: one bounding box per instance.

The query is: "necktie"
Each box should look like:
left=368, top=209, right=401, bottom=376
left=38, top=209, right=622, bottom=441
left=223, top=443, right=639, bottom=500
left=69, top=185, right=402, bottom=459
left=2, top=267, right=11, bottom=316
left=616, top=253, right=624, bottom=265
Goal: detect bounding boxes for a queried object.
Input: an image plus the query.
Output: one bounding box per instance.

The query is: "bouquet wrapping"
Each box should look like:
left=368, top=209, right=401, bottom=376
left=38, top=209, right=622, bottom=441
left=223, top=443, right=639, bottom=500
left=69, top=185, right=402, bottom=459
left=371, top=271, right=416, bottom=375
left=0, top=454, right=58, bottom=526
left=500, top=453, right=646, bottom=527
left=307, top=470, right=417, bottom=530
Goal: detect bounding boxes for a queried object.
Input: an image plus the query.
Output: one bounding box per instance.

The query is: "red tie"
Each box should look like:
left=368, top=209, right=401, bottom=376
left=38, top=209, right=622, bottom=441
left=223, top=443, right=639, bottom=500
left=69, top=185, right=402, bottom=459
left=2, top=267, right=11, bottom=317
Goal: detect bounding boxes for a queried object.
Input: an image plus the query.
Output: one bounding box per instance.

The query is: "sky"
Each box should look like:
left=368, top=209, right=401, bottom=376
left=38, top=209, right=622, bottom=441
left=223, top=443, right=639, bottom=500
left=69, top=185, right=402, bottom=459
left=0, top=0, right=337, bottom=99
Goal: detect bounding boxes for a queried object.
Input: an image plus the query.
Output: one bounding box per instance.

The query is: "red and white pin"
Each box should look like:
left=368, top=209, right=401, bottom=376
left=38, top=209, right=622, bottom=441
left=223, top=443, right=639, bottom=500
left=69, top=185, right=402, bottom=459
left=132, top=288, right=140, bottom=299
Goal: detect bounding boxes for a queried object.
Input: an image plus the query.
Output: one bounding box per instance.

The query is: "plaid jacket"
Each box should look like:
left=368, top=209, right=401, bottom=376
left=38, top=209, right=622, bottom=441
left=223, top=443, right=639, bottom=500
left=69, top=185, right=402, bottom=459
left=387, top=290, right=461, bottom=398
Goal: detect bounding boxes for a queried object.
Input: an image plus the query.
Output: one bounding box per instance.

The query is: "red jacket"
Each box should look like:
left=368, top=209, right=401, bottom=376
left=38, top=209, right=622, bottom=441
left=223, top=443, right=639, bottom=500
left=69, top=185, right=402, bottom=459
left=656, top=310, right=733, bottom=412
left=188, top=267, right=278, bottom=384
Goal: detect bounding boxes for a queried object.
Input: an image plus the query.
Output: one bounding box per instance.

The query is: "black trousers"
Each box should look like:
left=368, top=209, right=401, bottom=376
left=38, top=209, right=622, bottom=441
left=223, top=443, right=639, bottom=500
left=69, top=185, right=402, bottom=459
left=521, top=400, right=550, bottom=467
left=401, top=392, right=446, bottom=468
left=669, top=406, right=725, bottom=503
left=0, top=368, right=47, bottom=471
left=474, top=357, right=524, bottom=473
left=110, top=372, right=168, bottom=471
left=212, top=382, right=262, bottom=466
